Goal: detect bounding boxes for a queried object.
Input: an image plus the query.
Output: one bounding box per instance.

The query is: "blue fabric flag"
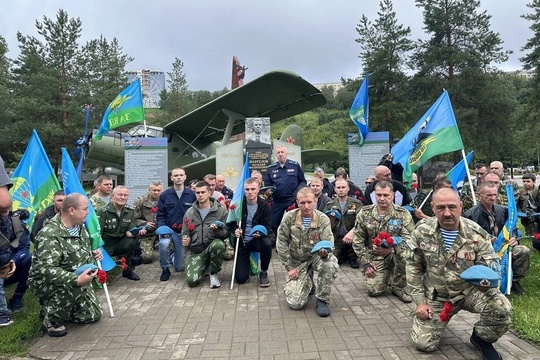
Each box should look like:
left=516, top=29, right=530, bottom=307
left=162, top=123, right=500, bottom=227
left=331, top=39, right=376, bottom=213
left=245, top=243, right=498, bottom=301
left=349, top=74, right=369, bottom=146
left=94, top=80, right=145, bottom=140
left=446, top=151, right=474, bottom=193
left=9, top=130, right=61, bottom=230
left=492, top=184, right=518, bottom=294
left=61, top=148, right=116, bottom=271
left=226, top=152, right=251, bottom=224
left=391, top=90, right=464, bottom=186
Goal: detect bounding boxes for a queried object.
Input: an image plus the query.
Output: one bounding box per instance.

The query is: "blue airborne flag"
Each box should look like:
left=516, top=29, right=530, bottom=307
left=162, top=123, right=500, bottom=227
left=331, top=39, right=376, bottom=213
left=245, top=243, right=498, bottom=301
left=61, top=148, right=116, bottom=271
left=94, top=80, right=145, bottom=140
left=349, top=74, right=369, bottom=146
left=391, top=90, right=464, bottom=187
left=10, top=130, right=61, bottom=230
left=446, top=151, right=474, bottom=193
left=226, top=152, right=251, bottom=224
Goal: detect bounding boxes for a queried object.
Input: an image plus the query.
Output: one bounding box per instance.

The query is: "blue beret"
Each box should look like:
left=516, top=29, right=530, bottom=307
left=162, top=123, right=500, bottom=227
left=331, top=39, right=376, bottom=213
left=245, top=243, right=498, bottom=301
left=74, top=264, right=98, bottom=275
left=249, top=225, right=268, bottom=237
left=211, top=221, right=225, bottom=229
left=155, top=226, right=174, bottom=235
left=324, top=210, right=342, bottom=221
left=460, top=265, right=499, bottom=288
left=128, top=225, right=149, bottom=236
left=310, top=240, right=334, bottom=254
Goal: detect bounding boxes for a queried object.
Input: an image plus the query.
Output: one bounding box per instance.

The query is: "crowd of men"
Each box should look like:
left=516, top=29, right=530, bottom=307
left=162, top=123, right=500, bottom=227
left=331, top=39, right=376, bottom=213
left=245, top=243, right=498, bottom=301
left=0, top=148, right=537, bottom=359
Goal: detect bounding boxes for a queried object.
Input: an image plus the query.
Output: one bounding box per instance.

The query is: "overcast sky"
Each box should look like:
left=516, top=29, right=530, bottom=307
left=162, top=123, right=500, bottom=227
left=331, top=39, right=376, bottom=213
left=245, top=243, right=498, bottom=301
left=0, top=1, right=532, bottom=91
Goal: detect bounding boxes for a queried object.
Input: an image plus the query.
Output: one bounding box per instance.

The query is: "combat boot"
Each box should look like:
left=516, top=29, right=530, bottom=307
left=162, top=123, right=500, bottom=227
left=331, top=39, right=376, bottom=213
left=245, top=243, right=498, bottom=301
left=470, top=329, right=502, bottom=360
left=391, top=288, right=412, bottom=303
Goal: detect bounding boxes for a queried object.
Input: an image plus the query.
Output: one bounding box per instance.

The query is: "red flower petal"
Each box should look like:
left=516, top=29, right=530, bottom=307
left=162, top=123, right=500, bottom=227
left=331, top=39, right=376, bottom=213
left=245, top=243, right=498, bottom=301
left=97, top=269, right=107, bottom=284
left=150, top=206, right=158, bottom=213
left=188, top=224, right=195, bottom=231
left=386, top=237, right=394, bottom=246
left=120, top=257, right=126, bottom=264
left=229, top=204, right=236, bottom=210
left=534, top=233, right=540, bottom=241
left=373, top=237, right=382, bottom=246
left=355, top=191, right=360, bottom=195
left=184, top=219, right=190, bottom=224
left=121, top=264, right=128, bottom=271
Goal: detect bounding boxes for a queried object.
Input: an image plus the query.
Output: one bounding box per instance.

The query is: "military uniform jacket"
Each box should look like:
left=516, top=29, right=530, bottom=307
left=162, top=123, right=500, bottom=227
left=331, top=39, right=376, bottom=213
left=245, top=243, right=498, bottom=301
left=264, top=159, right=307, bottom=202
left=182, top=199, right=229, bottom=254
left=276, top=209, right=334, bottom=271
left=133, top=194, right=158, bottom=227
left=89, top=193, right=108, bottom=211
left=352, top=203, right=414, bottom=267
left=406, top=217, right=499, bottom=304
left=29, top=213, right=94, bottom=291
left=98, top=202, right=137, bottom=241
left=324, top=197, right=362, bottom=236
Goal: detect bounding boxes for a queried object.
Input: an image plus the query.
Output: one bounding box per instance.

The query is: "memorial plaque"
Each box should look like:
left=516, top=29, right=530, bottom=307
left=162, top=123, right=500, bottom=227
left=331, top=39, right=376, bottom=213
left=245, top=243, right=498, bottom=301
left=216, top=141, right=245, bottom=191
left=124, top=137, right=168, bottom=205
left=348, top=132, right=389, bottom=192
left=245, top=117, right=272, bottom=177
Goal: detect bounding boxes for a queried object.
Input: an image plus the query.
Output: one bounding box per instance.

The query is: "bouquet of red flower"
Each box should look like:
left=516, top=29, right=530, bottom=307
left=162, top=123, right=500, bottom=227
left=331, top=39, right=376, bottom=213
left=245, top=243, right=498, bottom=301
left=354, top=190, right=363, bottom=201
left=184, top=218, right=195, bottom=232
left=372, top=231, right=401, bottom=248
left=150, top=206, right=158, bottom=213
left=439, top=302, right=453, bottom=322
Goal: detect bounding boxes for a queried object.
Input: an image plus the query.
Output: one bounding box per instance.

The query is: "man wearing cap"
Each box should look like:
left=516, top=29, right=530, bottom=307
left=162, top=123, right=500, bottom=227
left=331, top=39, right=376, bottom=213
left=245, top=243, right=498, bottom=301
left=324, top=178, right=363, bottom=268
left=464, top=182, right=530, bottom=296
left=352, top=181, right=414, bottom=303
left=156, top=168, right=196, bottom=281
left=227, top=178, right=272, bottom=286
left=276, top=187, right=338, bottom=317
left=406, top=187, right=511, bottom=359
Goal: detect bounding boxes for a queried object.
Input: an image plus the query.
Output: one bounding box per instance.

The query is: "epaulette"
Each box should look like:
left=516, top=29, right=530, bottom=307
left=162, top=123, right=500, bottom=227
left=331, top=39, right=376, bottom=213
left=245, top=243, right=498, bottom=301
left=124, top=204, right=134, bottom=211
left=287, top=159, right=299, bottom=165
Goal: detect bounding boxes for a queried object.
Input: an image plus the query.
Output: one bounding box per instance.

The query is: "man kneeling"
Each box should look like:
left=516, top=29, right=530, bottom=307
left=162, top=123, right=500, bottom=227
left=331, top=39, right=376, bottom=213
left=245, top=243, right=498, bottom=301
left=29, top=194, right=103, bottom=337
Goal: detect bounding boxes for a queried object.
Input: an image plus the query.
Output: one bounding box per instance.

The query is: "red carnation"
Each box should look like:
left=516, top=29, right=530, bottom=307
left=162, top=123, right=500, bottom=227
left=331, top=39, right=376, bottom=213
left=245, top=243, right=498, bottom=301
left=218, top=196, right=225, bottom=202
left=379, top=232, right=392, bottom=240
left=150, top=206, right=158, bottom=213
left=373, top=237, right=382, bottom=246
left=172, top=223, right=178, bottom=229
left=534, top=233, right=540, bottom=241
left=97, top=269, right=107, bottom=284
left=229, top=204, right=237, bottom=210
left=184, top=219, right=190, bottom=224
left=386, top=237, right=394, bottom=247
left=188, top=224, right=195, bottom=231
left=355, top=191, right=360, bottom=195
left=439, top=302, right=453, bottom=322
left=120, top=257, right=128, bottom=271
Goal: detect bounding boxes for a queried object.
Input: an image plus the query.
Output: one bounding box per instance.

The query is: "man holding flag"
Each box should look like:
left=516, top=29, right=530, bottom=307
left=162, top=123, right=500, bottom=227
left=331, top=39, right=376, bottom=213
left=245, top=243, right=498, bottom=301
left=464, top=182, right=531, bottom=295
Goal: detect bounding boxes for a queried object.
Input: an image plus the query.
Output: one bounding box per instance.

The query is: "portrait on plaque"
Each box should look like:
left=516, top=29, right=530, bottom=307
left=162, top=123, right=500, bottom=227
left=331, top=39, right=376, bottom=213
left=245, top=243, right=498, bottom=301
left=245, top=117, right=271, bottom=146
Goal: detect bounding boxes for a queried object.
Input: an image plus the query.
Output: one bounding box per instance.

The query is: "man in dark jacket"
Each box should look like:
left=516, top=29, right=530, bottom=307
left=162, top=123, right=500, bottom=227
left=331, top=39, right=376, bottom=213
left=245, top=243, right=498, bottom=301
left=363, top=166, right=411, bottom=206
left=181, top=181, right=229, bottom=288
left=228, top=178, right=272, bottom=286
left=156, top=168, right=196, bottom=281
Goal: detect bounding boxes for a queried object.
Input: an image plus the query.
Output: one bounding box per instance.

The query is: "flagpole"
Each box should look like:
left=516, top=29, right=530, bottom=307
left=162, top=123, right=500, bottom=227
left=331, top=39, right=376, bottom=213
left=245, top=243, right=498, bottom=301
left=417, top=190, right=433, bottom=210
left=461, top=149, right=477, bottom=205
left=230, top=221, right=242, bottom=290
left=96, top=259, right=115, bottom=317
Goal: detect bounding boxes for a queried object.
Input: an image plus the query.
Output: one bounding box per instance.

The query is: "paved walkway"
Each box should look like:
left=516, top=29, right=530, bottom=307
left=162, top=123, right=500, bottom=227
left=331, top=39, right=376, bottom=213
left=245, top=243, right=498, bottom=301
left=28, top=256, right=540, bottom=360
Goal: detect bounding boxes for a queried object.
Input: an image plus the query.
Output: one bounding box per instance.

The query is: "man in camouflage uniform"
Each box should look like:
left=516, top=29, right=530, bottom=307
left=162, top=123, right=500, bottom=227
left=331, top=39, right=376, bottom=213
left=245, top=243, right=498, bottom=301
left=405, top=188, right=511, bottom=359
left=460, top=163, right=489, bottom=212
left=89, top=175, right=113, bottom=210
left=323, top=178, right=362, bottom=268
left=276, top=187, right=338, bottom=317
left=98, top=186, right=143, bottom=281
left=517, top=173, right=539, bottom=236
left=490, top=161, right=519, bottom=206
left=464, top=182, right=530, bottom=296
left=352, top=181, right=414, bottom=303
left=29, top=194, right=103, bottom=337
left=133, top=181, right=163, bottom=263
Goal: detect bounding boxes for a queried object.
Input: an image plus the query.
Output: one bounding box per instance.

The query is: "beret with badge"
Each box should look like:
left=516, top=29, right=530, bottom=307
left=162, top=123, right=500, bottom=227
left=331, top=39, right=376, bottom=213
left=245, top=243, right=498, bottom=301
left=324, top=209, right=342, bottom=221
left=460, top=265, right=499, bottom=288
left=310, top=240, right=334, bottom=254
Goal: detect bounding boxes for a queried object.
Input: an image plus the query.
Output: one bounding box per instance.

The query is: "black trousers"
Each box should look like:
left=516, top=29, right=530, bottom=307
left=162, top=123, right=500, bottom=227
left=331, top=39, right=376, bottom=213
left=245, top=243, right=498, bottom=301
left=234, top=236, right=272, bottom=284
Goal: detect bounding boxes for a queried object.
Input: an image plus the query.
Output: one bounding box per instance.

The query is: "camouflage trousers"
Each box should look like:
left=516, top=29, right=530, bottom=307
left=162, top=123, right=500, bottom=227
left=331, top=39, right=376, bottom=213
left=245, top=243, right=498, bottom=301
left=30, top=281, right=102, bottom=324
left=364, top=251, right=407, bottom=296
left=511, top=245, right=531, bottom=281
left=411, top=287, right=512, bottom=352
left=284, top=253, right=339, bottom=309
left=185, top=239, right=225, bottom=287
left=139, top=235, right=156, bottom=264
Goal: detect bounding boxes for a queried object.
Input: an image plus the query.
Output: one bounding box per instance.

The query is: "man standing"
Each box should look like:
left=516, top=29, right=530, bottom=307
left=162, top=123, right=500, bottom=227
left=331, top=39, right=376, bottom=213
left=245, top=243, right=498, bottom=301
left=228, top=178, right=272, bottom=286
left=518, top=173, right=539, bottom=236
left=406, top=188, right=511, bottom=359
left=363, top=166, right=411, bottom=206
left=98, top=186, right=141, bottom=281
left=313, top=167, right=334, bottom=197
left=216, top=174, right=234, bottom=200
left=331, top=167, right=363, bottom=200
left=464, top=182, right=531, bottom=295
left=133, top=181, right=163, bottom=264
left=31, top=190, right=65, bottom=241
left=460, top=163, right=489, bottom=212
left=264, top=145, right=307, bottom=235
left=182, top=181, right=229, bottom=288
left=324, top=179, right=363, bottom=268
left=156, top=168, right=196, bottom=281
left=309, top=178, right=331, bottom=212
left=29, top=194, right=103, bottom=337
left=352, top=181, right=414, bottom=303
left=276, top=187, right=338, bottom=317
left=89, top=175, right=113, bottom=210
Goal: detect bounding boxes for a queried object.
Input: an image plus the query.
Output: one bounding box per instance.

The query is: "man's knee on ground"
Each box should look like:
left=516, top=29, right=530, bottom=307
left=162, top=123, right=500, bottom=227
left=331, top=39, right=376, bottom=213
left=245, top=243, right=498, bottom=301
left=411, top=335, right=439, bottom=353
left=186, top=277, right=203, bottom=288
left=287, top=298, right=306, bottom=310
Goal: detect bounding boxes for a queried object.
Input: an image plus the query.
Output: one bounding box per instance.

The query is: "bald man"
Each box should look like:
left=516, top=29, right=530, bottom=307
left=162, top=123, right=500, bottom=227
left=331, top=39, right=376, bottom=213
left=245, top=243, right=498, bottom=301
left=363, top=165, right=411, bottom=206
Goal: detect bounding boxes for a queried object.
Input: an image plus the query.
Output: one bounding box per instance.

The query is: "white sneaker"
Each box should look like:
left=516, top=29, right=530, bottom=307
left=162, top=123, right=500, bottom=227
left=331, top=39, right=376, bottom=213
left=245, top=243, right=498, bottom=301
left=209, top=273, right=221, bottom=288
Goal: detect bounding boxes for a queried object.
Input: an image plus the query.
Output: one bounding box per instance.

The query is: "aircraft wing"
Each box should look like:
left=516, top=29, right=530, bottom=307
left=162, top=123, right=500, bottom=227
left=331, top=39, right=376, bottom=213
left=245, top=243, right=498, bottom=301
left=163, top=70, right=326, bottom=143
left=182, top=155, right=217, bottom=181
left=301, top=149, right=340, bottom=164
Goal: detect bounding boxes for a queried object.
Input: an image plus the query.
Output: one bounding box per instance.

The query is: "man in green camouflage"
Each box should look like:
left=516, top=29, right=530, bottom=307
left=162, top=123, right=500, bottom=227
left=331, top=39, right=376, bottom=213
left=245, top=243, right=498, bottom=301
left=29, top=193, right=103, bottom=337
left=352, top=181, right=414, bottom=303
left=460, top=163, right=489, bottom=212
left=133, top=181, right=163, bottom=263
left=405, top=188, right=511, bottom=359
left=323, top=178, right=362, bottom=268
left=98, top=186, right=142, bottom=281
left=276, top=187, right=337, bottom=317
left=89, top=175, right=113, bottom=210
